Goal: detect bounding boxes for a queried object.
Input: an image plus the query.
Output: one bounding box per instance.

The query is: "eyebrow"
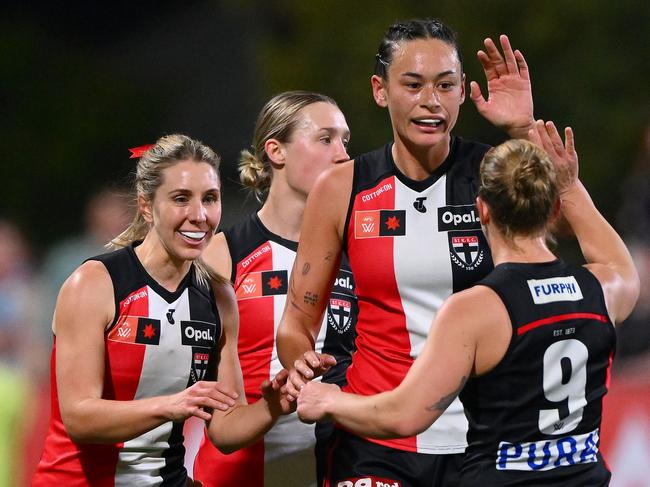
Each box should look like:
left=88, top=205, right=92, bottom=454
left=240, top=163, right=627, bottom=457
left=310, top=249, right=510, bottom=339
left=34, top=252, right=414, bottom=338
left=400, top=70, right=458, bottom=79
left=319, top=127, right=351, bottom=137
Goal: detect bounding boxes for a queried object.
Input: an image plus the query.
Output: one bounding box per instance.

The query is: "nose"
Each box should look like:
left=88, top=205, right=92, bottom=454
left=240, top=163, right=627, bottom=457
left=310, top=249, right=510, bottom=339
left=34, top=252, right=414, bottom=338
left=188, top=199, right=207, bottom=223
left=421, top=85, right=441, bottom=110
left=334, top=138, right=350, bottom=164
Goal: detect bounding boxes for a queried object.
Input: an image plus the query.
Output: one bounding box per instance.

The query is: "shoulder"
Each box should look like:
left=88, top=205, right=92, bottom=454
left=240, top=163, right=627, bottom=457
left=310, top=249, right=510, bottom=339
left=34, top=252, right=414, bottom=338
left=55, top=260, right=115, bottom=333
left=210, top=278, right=238, bottom=324
left=202, top=232, right=233, bottom=282
left=436, top=285, right=508, bottom=337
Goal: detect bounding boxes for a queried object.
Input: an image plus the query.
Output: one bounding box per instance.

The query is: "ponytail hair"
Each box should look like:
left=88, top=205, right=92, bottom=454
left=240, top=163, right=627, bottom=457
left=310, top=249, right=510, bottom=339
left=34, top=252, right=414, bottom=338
left=240, top=90, right=337, bottom=202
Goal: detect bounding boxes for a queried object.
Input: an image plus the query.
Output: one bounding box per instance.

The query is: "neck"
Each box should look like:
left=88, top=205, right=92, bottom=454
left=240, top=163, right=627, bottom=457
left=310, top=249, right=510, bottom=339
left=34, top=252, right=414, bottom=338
left=487, top=230, right=556, bottom=266
left=135, top=233, right=192, bottom=291
left=391, top=134, right=451, bottom=181
left=257, top=179, right=306, bottom=242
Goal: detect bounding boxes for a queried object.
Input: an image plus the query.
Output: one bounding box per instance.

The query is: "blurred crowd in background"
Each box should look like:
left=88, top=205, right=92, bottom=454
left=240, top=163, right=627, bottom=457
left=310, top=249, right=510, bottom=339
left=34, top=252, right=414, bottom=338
left=2, top=1, right=649, bottom=485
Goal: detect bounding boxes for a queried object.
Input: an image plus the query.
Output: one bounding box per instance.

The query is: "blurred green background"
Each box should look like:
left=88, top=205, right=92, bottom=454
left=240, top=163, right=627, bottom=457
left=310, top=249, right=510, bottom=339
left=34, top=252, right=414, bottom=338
left=3, top=0, right=649, bottom=255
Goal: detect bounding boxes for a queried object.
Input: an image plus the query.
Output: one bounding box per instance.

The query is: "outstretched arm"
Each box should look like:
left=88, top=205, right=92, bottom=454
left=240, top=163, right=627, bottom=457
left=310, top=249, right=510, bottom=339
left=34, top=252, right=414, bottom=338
left=470, top=35, right=535, bottom=139
left=207, top=281, right=294, bottom=453
left=297, top=289, right=505, bottom=437
left=529, top=121, right=640, bottom=323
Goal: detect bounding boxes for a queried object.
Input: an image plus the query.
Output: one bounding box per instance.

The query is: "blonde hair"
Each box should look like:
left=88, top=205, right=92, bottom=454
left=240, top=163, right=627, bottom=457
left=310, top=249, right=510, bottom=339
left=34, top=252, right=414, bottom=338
left=239, top=91, right=338, bottom=202
left=479, top=139, right=558, bottom=240
left=110, top=133, right=226, bottom=286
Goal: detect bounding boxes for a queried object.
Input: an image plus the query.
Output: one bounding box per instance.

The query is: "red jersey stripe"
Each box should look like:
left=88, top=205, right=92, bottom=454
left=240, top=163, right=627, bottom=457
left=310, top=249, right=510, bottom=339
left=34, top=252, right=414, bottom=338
left=518, top=312, right=608, bottom=335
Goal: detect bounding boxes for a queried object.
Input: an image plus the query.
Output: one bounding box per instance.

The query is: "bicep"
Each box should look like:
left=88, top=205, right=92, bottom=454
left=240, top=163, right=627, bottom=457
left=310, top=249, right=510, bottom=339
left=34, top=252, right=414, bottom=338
left=212, top=282, right=245, bottom=402
left=55, top=263, right=114, bottom=413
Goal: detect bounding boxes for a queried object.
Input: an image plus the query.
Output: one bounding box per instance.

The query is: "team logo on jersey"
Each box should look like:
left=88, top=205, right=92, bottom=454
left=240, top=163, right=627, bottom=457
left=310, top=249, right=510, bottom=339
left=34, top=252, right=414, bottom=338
left=527, top=276, right=584, bottom=304
left=354, top=210, right=406, bottom=238
left=448, top=233, right=486, bottom=271
left=327, top=298, right=354, bottom=334
left=413, top=196, right=427, bottom=213
left=181, top=320, right=217, bottom=348
left=437, top=204, right=481, bottom=231
left=236, top=270, right=288, bottom=299
left=190, top=348, right=211, bottom=384
left=108, top=316, right=161, bottom=345
left=337, top=477, right=402, bottom=487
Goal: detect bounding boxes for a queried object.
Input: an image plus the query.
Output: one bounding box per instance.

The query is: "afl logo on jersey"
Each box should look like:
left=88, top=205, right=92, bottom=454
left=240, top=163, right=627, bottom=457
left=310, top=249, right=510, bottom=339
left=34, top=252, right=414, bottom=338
left=437, top=204, right=481, bottom=231
left=327, top=298, right=354, bottom=334
left=181, top=321, right=217, bottom=348
left=354, top=210, right=406, bottom=238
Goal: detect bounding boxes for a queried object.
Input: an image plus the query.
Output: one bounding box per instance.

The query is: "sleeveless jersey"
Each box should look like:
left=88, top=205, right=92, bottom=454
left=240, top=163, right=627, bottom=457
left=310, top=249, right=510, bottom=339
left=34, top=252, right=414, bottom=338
left=459, top=260, right=615, bottom=486
left=193, top=213, right=357, bottom=486
left=33, top=244, right=221, bottom=487
left=344, top=138, right=492, bottom=453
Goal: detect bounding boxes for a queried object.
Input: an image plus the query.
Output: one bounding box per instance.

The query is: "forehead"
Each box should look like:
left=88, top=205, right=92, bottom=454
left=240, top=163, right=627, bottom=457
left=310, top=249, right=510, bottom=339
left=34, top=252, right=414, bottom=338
left=294, top=102, right=349, bottom=132
left=389, top=38, right=461, bottom=78
left=159, top=159, right=220, bottom=188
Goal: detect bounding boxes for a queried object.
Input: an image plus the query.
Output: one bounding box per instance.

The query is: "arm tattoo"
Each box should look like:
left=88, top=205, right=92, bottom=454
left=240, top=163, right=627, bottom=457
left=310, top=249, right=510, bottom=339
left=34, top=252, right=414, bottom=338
left=425, top=375, right=468, bottom=412
left=303, top=291, right=319, bottom=307
left=324, top=251, right=334, bottom=261
left=302, top=263, right=311, bottom=275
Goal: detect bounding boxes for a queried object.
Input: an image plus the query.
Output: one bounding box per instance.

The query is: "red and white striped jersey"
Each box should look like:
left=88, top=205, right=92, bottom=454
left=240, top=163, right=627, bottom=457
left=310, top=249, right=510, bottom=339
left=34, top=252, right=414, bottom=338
left=343, top=139, right=492, bottom=454
left=33, top=244, right=220, bottom=487
left=192, top=214, right=357, bottom=486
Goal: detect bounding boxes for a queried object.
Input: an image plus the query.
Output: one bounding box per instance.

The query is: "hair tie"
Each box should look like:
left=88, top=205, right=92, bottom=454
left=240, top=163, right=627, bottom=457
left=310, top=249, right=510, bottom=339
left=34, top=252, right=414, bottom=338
left=128, top=144, right=155, bottom=159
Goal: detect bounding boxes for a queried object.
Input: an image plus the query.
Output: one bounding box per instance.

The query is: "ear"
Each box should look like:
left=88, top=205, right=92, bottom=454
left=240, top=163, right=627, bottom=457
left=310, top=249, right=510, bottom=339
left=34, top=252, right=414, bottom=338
left=459, top=73, right=466, bottom=105
left=138, top=194, right=153, bottom=224
left=264, top=138, right=286, bottom=167
left=371, top=75, right=388, bottom=108
left=476, top=196, right=490, bottom=224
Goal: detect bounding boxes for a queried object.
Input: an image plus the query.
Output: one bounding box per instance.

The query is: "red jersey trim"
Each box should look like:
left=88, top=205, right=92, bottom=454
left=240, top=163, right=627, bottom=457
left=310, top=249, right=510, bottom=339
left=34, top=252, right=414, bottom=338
left=518, top=312, right=608, bottom=335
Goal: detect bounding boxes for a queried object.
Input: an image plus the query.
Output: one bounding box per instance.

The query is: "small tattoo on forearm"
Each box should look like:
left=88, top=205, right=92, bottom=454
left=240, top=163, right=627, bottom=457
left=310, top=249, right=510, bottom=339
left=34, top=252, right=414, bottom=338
left=324, top=252, right=334, bottom=262
left=303, top=291, right=319, bottom=307
left=290, top=299, right=313, bottom=318
left=302, top=263, right=310, bottom=275
left=426, top=376, right=468, bottom=412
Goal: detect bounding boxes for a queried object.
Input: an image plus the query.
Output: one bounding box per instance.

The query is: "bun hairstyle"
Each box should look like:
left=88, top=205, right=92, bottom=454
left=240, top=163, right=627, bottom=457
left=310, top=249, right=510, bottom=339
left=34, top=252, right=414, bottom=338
left=239, top=91, right=337, bottom=202
left=479, top=139, right=558, bottom=240
left=111, top=133, right=225, bottom=286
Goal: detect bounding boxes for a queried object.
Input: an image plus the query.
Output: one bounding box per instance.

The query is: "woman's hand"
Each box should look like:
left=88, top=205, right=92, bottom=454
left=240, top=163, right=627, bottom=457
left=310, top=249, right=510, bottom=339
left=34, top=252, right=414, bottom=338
left=167, top=381, right=239, bottom=422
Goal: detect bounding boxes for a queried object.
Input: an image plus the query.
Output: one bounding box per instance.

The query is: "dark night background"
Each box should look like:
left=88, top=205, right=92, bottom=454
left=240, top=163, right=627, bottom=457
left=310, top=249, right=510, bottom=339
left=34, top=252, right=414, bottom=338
left=3, top=0, right=649, bottom=253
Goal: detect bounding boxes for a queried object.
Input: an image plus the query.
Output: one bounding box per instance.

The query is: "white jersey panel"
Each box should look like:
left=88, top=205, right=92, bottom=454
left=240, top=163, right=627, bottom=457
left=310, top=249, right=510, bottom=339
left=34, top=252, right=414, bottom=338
left=393, top=177, right=468, bottom=454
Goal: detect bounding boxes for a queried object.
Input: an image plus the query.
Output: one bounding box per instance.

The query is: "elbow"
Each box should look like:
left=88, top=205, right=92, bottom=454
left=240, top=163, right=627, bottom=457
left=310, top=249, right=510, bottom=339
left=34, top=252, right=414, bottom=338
left=207, top=430, right=240, bottom=455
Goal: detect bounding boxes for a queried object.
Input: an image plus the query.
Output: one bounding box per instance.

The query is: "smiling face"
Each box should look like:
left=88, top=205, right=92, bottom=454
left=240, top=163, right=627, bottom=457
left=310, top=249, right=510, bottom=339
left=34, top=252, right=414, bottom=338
left=140, top=159, right=221, bottom=264
left=281, top=101, right=350, bottom=197
left=372, top=38, right=465, bottom=152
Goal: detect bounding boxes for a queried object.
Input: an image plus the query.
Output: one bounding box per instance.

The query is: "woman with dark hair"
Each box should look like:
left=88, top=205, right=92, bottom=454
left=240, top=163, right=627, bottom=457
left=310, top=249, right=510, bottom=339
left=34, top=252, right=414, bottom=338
left=297, top=121, right=639, bottom=486
left=33, top=134, right=293, bottom=486
left=277, top=17, right=536, bottom=486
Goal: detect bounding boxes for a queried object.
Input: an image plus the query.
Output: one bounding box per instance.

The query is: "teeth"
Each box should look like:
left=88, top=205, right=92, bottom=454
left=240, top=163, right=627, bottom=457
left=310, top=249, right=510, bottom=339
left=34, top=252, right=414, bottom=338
left=416, top=119, right=442, bottom=126
left=180, top=231, right=206, bottom=240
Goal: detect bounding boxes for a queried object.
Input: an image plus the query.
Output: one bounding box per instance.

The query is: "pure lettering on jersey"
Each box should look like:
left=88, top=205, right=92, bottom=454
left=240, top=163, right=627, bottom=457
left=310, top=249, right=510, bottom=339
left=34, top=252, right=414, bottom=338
left=527, top=276, right=584, bottom=304
left=496, top=429, right=600, bottom=471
